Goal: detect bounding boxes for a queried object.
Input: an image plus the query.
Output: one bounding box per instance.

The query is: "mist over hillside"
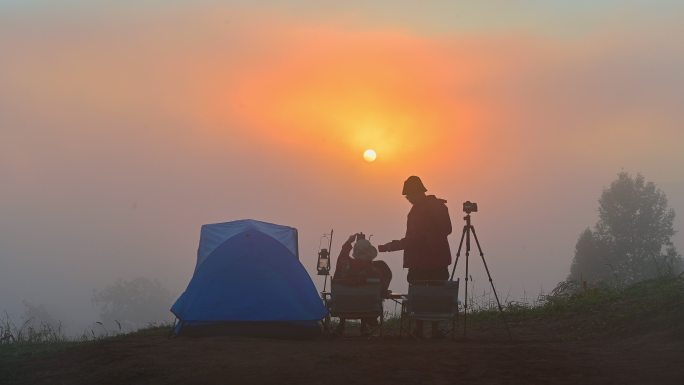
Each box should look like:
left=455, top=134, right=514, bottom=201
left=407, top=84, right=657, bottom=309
left=1, top=1, right=683, bottom=334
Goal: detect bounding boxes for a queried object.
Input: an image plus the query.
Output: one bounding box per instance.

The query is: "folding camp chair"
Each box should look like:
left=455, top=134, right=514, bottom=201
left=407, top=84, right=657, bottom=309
left=401, top=279, right=460, bottom=339
left=326, top=278, right=384, bottom=337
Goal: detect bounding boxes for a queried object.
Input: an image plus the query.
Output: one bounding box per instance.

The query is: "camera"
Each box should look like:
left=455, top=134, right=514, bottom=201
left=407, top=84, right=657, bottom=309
left=463, top=201, right=478, bottom=214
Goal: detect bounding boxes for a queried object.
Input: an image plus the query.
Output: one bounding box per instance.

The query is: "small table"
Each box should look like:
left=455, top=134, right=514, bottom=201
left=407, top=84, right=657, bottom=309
left=320, top=290, right=408, bottom=335
left=385, top=292, right=407, bottom=314
left=386, top=292, right=407, bottom=300
left=320, top=290, right=406, bottom=301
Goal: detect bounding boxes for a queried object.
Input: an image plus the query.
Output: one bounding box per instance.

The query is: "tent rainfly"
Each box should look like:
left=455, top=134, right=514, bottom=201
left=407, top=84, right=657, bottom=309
left=171, top=219, right=327, bottom=337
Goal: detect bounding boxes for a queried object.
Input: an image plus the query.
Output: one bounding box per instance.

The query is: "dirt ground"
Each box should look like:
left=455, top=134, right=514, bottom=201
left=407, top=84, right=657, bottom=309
left=5, top=318, right=684, bottom=385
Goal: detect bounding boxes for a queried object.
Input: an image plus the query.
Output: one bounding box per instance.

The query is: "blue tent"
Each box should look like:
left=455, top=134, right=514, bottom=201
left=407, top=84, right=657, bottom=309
left=171, top=219, right=327, bottom=337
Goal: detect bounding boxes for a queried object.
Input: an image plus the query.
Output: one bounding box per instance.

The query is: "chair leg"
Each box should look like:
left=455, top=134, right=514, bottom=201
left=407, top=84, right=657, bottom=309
left=324, top=314, right=331, bottom=334
left=335, top=318, right=347, bottom=336
left=407, top=318, right=412, bottom=339
left=399, top=305, right=405, bottom=337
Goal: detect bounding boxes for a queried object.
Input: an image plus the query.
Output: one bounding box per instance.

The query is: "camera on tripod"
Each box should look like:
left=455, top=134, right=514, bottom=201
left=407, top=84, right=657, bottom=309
left=463, top=201, right=478, bottom=214
left=451, top=199, right=511, bottom=339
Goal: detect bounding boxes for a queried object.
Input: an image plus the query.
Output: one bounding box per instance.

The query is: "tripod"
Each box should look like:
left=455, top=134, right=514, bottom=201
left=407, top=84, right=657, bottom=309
left=449, top=212, right=512, bottom=340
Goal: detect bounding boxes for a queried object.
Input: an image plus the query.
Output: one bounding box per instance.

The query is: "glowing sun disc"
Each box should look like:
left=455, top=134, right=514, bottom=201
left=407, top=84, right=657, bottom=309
left=363, top=149, right=377, bottom=162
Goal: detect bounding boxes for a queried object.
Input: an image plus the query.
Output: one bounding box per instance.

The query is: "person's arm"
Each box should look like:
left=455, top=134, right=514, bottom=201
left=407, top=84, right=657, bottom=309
left=333, top=234, right=357, bottom=278
left=378, top=207, right=428, bottom=252
left=338, top=234, right=355, bottom=258
left=378, top=239, right=401, bottom=252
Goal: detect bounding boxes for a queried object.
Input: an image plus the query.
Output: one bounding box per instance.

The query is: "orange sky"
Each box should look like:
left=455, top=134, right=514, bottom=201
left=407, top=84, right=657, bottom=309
left=1, top=2, right=683, bottom=331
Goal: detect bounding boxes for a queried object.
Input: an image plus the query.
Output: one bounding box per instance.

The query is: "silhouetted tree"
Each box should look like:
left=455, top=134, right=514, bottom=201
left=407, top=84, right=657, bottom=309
left=570, top=172, right=682, bottom=285
left=92, top=277, right=173, bottom=331
left=21, top=300, right=59, bottom=329
left=569, top=228, right=613, bottom=284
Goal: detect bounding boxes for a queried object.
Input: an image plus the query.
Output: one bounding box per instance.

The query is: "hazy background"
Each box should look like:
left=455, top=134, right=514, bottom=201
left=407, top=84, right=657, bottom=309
left=2, top=1, right=683, bottom=334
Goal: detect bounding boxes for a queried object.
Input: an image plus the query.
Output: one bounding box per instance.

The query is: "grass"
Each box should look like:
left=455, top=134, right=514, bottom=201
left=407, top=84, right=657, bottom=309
left=0, top=312, right=171, bottom=357
left=511, top=275, right=683, bottom=317
left=466, top=275, right=684, bottom=339
left=328, top=276, right=684, bottom=339
left=3, top=276, right=682, bottom=346
left=0, top=312, right=91, bottom=379
left=0, top=320, right=85, bottom=385
left=1, top=312, right=68, bottom=345
left=0, top=316, right=173, bottom=385
left=1, top=278, right=682, bottom=383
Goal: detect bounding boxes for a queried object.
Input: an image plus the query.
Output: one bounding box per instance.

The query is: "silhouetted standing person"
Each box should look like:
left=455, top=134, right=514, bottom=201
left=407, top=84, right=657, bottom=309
left=378, top=176, right=452, bottom=338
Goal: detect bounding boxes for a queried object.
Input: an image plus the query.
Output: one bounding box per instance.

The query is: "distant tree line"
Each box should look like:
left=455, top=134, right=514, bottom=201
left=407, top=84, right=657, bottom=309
left=569, top=172, right=683, bottom=287
left=92, top=277, right=173, bottom=331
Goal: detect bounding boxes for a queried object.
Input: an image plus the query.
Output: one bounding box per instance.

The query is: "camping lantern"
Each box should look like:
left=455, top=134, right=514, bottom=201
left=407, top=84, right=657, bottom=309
left=317, top=229, right=334, bottom=293
left=317, top=248, right=330, bottom=276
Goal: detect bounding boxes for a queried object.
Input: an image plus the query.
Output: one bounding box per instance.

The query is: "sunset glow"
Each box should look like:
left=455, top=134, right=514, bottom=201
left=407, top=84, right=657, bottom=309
left=189, top=24, right=488, bottom=170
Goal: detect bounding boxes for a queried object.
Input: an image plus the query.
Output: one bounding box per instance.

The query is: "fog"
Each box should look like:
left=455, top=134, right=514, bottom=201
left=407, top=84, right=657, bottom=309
left=1, top=1, right=683, bottom=335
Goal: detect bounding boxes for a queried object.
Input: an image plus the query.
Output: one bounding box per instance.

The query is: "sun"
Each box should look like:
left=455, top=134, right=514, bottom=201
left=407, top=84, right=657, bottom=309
left=363, top=149, right=377, bottom=162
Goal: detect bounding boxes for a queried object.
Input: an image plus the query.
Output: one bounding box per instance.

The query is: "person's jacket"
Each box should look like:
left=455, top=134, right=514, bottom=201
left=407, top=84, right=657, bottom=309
left=333, top=241, right=392, bottom=291
left=384, top=195, right=452, bottom=269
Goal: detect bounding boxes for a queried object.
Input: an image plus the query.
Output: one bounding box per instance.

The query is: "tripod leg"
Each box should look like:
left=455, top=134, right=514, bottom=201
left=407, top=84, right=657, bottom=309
left=470, top=226, right=513, bottom=341
left=450, top=225, right=468, bottom=281
left=463, top=227, right=470, bottom=338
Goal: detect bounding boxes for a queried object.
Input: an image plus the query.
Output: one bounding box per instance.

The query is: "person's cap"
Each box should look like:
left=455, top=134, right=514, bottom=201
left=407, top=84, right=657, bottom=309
left=352, top=238, right=378, bottom=262
left=402, top=176, right=427, bottom=195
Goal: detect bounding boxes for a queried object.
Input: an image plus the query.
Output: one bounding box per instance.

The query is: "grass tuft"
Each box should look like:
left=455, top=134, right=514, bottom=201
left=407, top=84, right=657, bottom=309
left=466, top=276, right=684, bottom=338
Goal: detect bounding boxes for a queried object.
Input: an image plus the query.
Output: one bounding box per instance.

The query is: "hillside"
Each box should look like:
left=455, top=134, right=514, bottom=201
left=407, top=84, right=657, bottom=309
left=2, top=277, right=683, bottom=385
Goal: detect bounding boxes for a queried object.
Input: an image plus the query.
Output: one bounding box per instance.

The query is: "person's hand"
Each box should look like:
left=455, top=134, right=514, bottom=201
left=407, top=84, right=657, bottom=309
left=379, top=240, right=400, bottom=252
left=345, top=234, right=356, bottom=245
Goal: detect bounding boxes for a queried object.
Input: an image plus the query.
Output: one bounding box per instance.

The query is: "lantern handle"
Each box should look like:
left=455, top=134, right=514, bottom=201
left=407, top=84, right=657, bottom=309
left=322, top=229, right=334, bottom=292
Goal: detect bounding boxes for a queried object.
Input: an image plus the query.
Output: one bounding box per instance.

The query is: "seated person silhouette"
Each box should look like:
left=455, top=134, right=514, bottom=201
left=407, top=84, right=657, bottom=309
left=333, top=233, right=392, bottom=335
